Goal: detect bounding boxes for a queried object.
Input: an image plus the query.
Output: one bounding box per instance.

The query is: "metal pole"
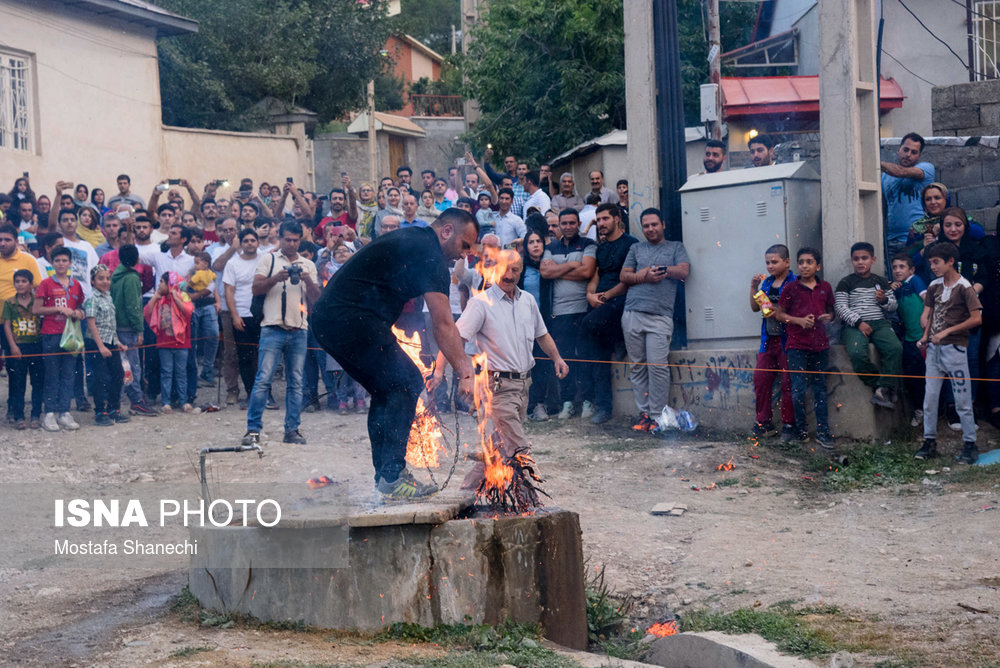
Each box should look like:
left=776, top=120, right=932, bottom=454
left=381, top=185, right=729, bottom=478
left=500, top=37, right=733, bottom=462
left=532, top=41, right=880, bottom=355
left=367, top=80, right=377, bottom=183
left=652, top=0, right=687, bottom=242
left=706, top=0, right=722, bottom=140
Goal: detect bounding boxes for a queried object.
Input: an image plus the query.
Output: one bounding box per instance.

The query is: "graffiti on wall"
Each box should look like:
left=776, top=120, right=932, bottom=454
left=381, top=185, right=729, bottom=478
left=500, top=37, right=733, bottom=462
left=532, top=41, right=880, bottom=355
left=669, top=352, right=756, bottom=414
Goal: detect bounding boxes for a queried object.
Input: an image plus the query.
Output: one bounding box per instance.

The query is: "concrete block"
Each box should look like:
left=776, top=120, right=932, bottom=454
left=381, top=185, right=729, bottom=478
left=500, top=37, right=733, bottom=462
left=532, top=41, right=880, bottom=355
left=938, top=158, right=983, bottom=188
left=931, top=84, right=955, bottom=111
left=954, top=79, right=1000, bottom=106
left=189, top=509, right=587, bottom=649
left=933, top=106, right=981, bottom=132
left=955, top=185, right=1000, bottom=210
left=981, top=102, right=1000, bottom=129
left=968, top=206, right=1000, bottom=234
left=646, top=631, right=821, bottom=667
left=980, top=155, right=1000, bottom=184
left=956, top=127, right=989, bottom=137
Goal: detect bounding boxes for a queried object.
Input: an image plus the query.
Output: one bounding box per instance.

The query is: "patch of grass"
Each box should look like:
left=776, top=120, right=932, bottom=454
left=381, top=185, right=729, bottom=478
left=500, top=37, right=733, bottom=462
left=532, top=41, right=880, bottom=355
left=716, top=477, right=739, bottom=487
left=947, top=462, right=1000, bottom=485
left=823, top=442, right=931, bottom=491
left=679, top=605, right=836, bottom=658
left=170, top=586, right=309, bottom=632
left=585, top=563, right=634, bottom=645
left=377, top=622, right=578, bottom=667
left=169, top=585, right=201, bottom=623
left=169, top=645, right=213, bottom=658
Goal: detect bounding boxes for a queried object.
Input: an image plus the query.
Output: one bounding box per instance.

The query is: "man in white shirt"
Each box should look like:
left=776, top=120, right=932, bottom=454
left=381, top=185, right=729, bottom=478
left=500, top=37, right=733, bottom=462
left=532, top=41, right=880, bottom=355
left=522, top=171, right=551, bottom=218
left=223, top=228, right=262, bottom=407
left=152, top=224, right=195, bottom=284
left=494, top=188, right=526, bottom=247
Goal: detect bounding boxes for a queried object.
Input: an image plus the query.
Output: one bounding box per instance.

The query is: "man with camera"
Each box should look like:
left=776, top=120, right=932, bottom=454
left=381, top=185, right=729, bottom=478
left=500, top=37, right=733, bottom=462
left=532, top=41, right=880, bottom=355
left=241, top=220, right=319, bottom=447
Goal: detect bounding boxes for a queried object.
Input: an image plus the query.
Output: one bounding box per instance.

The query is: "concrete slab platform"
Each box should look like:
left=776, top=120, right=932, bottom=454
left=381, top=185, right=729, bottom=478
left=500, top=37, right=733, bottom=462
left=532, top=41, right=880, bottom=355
left=645, top=631, right=821, bottom=668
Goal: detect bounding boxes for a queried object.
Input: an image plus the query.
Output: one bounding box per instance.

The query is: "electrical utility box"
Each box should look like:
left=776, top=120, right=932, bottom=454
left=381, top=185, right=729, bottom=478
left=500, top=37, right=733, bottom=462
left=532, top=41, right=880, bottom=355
left=679, top=162, right=821, bottom=349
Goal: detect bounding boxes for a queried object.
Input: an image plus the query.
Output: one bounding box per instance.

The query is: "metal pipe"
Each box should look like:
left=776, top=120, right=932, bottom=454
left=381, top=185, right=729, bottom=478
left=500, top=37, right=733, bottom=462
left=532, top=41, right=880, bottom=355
left=199, top=445, right=264, bottom=500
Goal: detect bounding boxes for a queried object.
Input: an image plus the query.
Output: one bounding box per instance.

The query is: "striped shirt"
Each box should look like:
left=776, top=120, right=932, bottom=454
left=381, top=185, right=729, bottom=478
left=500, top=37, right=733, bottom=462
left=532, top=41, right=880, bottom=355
left=834, top=273, right=896, bottom=327
left=84, top=288, right=118, bottom=345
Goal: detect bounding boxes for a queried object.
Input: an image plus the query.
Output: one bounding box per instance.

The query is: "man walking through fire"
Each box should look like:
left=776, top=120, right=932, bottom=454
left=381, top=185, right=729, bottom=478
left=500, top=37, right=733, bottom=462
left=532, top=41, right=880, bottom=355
left=429, top=249, right=569, bottom=494
left=311, top=208, right=479, bottom=500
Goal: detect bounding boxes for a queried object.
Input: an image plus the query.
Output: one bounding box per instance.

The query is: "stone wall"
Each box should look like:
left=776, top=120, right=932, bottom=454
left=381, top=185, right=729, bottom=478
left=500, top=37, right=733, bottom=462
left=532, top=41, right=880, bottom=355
left=932, top=79, right=1000, bottom=137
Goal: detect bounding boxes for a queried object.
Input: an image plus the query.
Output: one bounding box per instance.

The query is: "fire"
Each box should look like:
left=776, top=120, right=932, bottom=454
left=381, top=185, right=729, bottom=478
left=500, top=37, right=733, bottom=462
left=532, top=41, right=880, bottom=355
left=392, top=326, right=446, bottom=468
left=716, top=457, right=735, bottom=471
left=647, top=620, right=678, bottom=637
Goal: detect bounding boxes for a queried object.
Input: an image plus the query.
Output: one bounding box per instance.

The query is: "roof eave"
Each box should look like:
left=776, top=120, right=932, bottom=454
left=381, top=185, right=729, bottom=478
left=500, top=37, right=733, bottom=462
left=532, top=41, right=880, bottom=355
left=66, top=0, right=198, bottom=37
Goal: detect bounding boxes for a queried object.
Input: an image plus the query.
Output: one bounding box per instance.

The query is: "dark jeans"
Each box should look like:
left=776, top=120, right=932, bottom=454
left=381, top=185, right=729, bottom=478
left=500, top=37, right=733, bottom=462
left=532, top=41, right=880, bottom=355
left=549, top=312, right=591, bottom=406
left=529, top=340, right=558, bottom=412
left=786, top=348, right=830, bottom=436
left=901, top=339, right=925, bottom=411
left=42, top=333, right=78, bottom=414
left=313, top=311, right=422, bottom=483
left=85, top=339, right=122, bottom=416
left=232, top=313, right=261, bottom=396
left=141, top=296, right=160, bottom=400
left=579, top=296, right=626, bottom=414
left=303, top=328, right=324, bottom=407
left=7, top=341, right=43, bottom=420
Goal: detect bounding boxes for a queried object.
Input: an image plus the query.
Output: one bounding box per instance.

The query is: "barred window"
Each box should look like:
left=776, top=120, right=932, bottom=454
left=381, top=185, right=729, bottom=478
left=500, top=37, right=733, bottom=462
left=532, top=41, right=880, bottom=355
left=974, top=1, right=1000, bottom=80
left=0, top=50, right=32, bottom=152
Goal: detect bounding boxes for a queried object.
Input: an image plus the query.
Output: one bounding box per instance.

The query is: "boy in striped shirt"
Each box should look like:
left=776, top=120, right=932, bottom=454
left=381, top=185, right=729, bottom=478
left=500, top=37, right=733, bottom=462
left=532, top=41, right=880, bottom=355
left=834, top=242, right=903, bottom=409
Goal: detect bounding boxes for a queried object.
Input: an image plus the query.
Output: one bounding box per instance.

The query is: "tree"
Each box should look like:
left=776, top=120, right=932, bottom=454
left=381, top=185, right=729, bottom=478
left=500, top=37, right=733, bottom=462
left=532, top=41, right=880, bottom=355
left=461, top=0, right=757, bottom=165
left=392, top=0, right=461, bottom=56
left=156, top=0, right=394, bottom=130
left=461, top=0, right=626, bottom=165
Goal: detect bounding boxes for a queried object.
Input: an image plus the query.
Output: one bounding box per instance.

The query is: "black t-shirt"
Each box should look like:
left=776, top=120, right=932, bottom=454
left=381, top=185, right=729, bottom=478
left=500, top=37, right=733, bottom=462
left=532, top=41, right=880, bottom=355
left=595, top=234, right=638, bottom=293
left=314, top=226, right=450, bottom=325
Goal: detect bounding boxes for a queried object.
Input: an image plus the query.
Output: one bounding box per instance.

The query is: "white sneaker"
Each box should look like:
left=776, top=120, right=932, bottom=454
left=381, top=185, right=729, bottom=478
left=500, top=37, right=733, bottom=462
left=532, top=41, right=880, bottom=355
left=57, top=412, right=80, bottom=430
left=580, top=400, right=595, bottom=419
left=530, top=404, right=550, bottom=422
left=42, top=412, right=60, bottom=432
left=910, top=409, right=923, bottom=427
left=557, top=401, right=575, bottom=420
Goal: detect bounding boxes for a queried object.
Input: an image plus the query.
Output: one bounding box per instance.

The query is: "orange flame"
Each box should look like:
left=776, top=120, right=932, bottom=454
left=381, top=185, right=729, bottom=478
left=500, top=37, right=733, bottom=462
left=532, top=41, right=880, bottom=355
left=716, top=457, right=735, bottom=472
left=392, top=325, right=445, bottom=468
left=647, top=620, right=678, bottom=637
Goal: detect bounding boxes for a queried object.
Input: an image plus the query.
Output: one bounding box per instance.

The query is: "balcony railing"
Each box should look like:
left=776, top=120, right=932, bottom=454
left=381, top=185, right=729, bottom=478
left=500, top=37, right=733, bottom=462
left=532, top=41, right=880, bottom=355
left=410, top=94, right=464, bottom=117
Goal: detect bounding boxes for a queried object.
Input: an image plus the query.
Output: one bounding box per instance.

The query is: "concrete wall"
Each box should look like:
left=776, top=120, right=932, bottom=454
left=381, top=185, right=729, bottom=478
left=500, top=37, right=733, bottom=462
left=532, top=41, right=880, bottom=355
left=932, top=79, right=1000, bottom=137
left=0, top=0, right=163, bottom=193
left=409, top=117, right=466, bottom=179
left=549, top=146, right=628, bottom=206
left=313, top=133, right=393, bottom=193
left=161, top=127, right=304, bottom=198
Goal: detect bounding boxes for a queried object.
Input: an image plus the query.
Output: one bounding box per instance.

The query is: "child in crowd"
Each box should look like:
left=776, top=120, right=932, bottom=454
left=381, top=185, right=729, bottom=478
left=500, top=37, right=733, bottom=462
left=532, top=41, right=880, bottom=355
left=916, top=242, right=982, bottom=464
left=749, top=244, right=796, bottom=440
left=3, top=269, right=44, bottom=429
left=34, top=246, right=85, bottom=432
left=889, top=253, right=928, bottom=427
left=834, top=242, right=902, bottom=409
left=186, top=252, right=219, bottom=388
left=84, top=264, right=128, bottom=426
left=145, top=271, right=194, bottom=413
left=775, top=247, right=835, bottom=449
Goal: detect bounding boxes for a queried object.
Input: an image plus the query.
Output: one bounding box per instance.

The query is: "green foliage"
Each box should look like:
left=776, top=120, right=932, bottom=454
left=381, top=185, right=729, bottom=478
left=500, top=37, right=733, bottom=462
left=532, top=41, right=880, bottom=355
left=156, top=0, right=393, bottom=129
left=392, top=0, right=461, bottom=56
left=585, top=563, right=634, bottom=645
left=461, top=0, right=626, bottom=164
left=680, top=605, right=837, bottom=658
left=169, top=645, right=214, bottom=658
left=823, top=442, right=932, bottom=491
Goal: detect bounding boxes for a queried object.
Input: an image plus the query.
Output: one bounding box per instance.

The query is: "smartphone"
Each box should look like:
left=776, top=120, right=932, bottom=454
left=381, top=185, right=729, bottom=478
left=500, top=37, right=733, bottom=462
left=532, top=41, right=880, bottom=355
left=168, top=178, right=181, bottom=185
left=286, top=177, right=293, bottom=183
left=214, top=179, right=228, bottom=187
left=456, top=158, right=467, bottom=166
left=22, top=171, right=28, bottom=178
left=340, top=172, right=347, bottom=178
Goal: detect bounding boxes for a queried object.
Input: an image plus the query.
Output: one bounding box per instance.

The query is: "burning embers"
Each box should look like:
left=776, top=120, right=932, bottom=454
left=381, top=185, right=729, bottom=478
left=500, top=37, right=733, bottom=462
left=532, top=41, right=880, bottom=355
left=647, top=620, right=679, bottom=637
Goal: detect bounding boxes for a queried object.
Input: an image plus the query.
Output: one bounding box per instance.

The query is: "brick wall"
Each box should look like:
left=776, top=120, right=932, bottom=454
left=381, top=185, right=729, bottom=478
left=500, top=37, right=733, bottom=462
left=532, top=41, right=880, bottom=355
left=932, top=79, right=1000, bottom=137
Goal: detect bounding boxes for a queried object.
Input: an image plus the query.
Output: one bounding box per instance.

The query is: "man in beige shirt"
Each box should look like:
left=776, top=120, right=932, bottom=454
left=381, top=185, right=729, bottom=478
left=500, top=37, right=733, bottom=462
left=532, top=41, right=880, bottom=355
left=241, top=220, right=320, bottom=446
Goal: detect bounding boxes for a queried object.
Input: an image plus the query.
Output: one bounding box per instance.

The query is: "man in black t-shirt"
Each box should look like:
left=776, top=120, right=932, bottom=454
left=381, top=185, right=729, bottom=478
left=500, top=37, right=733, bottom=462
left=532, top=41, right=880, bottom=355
left=579, top=203, right=637, bottom=424
left=311, top=208, right=479, bottom=500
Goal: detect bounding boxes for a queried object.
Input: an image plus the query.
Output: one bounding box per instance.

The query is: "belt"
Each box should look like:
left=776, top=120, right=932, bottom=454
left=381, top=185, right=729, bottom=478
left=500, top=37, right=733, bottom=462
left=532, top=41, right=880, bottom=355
left=490, top=370, right=530, bottom=380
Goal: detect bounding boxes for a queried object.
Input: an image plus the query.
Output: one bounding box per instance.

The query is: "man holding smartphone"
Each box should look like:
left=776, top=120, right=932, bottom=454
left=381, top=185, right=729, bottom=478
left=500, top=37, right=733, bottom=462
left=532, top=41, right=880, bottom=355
left=619, top=208, right=690, bottom=432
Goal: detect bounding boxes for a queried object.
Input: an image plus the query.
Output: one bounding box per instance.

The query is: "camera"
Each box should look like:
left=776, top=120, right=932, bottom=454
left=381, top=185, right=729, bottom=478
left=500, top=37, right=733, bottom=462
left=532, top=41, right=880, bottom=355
left=286, top=264, right=303, bottom=285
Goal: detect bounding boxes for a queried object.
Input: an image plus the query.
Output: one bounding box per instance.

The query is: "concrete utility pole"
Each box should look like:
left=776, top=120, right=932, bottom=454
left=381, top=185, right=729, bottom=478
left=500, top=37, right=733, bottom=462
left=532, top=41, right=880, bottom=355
left=818, top=0, right=882, bottom=281
left=706, top=0, right=722, bottom=140
left=367, top=80, right=377, bottom=184
left=624, top=0, right=660, bottom=219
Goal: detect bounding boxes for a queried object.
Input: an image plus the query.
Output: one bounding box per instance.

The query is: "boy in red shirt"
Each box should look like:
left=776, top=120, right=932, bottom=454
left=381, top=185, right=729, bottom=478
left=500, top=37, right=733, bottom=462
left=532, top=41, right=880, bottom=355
left=775, top=247, right=835, bottom=449
left=33, top=247, right=85, bottom=431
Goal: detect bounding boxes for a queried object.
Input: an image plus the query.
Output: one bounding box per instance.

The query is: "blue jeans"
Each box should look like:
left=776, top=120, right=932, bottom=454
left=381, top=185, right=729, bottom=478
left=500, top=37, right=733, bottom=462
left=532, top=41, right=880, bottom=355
left=7, top=341, right=43, bottom=420
left=786, top=348, right=830, bottom=436
left=246, top=327, right=306, bottom=433
left=42, top=333, right=77, bottom=413
left=117, top=329, right=145, bottom=406
left=158, top=348, right=189, bottom=407
left=190, top=304, right=219, bottom=384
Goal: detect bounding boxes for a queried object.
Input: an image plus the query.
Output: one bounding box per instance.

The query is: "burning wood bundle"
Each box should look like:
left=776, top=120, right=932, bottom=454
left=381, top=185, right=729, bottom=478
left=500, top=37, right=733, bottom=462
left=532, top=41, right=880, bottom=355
left=473, top=431, right=549, bottom=513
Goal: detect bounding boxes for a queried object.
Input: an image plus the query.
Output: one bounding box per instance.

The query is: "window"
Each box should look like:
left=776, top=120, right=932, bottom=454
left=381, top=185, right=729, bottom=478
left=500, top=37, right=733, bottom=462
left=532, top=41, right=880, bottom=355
left=974, top=1, right=1000, bottom=80
left=0, top=50, right=32, bottom=152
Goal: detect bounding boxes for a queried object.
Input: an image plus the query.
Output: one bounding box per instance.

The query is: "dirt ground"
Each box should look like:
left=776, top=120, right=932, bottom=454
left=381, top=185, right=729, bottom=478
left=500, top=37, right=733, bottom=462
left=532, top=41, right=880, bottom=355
left=1, top=379, right=998, bottom=668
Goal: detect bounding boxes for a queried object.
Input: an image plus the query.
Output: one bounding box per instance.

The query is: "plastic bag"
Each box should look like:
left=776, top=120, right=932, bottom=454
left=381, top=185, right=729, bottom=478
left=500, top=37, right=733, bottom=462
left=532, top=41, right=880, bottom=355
left=122, top=359, right=133, bottom=386
left=652, top=405, right=698, bottom=433
left=59, top=318, right=85, bottom=355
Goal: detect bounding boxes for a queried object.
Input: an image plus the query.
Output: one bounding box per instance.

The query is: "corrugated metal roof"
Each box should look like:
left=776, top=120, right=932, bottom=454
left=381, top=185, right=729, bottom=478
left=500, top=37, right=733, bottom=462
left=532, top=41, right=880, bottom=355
left=722, top=76, right=904, bottom=118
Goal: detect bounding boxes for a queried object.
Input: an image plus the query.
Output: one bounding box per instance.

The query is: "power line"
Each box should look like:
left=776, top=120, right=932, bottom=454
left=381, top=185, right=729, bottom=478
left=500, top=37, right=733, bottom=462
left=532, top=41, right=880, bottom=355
left=895, top=0, right=990, bottom=78
left=944, top=0, right=1000, bottom=29
left=880, top=48, right=939, bottom=87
